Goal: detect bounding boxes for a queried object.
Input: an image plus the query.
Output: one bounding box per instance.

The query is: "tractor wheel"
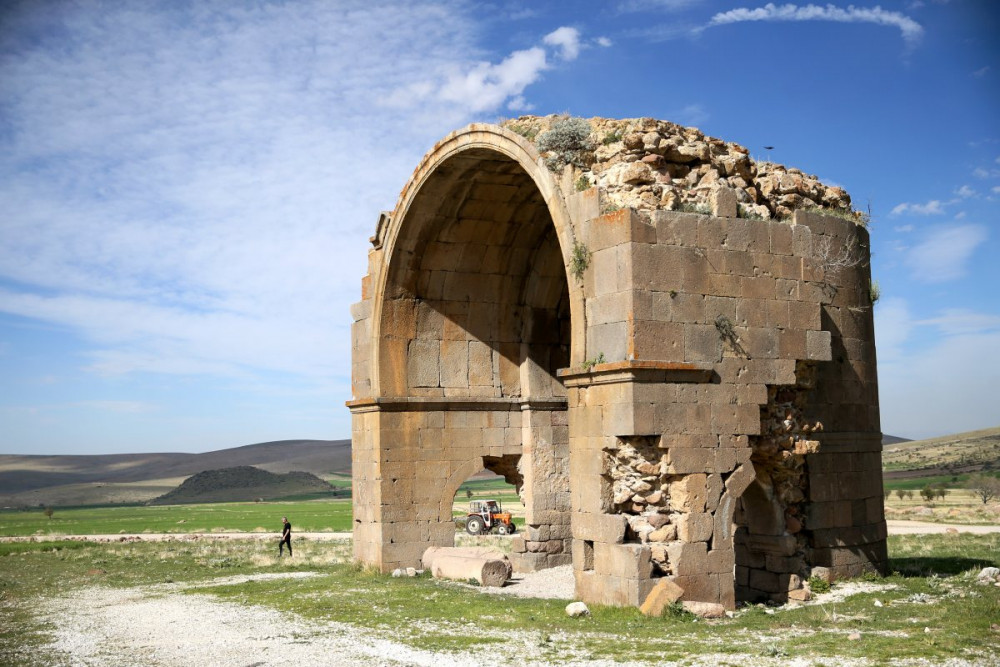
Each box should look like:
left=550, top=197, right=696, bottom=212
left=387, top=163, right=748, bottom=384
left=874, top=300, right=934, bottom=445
left=466, top=516, right=485, bottom=535
left=497, top=523, right=510, bottom=535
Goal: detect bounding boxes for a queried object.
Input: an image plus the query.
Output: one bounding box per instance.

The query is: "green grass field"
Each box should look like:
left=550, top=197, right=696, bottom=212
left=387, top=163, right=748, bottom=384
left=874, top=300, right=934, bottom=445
left=1, top=533, right=998, bottom=665
left=0, top=499, right=354, bottom=536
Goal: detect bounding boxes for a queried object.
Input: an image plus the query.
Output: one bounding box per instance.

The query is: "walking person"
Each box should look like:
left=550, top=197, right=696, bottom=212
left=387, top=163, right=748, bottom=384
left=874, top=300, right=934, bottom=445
left=279, top=516, right=292, bottom=557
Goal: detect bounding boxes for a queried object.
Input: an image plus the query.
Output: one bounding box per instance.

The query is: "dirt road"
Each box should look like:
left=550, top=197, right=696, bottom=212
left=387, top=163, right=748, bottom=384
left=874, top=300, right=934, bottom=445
left=5, top=520, right=999, bottom=544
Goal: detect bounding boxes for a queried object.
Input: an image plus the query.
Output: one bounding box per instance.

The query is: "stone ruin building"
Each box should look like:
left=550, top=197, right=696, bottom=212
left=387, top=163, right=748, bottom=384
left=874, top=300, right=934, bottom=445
left=349, top=115, right=886, bottom=609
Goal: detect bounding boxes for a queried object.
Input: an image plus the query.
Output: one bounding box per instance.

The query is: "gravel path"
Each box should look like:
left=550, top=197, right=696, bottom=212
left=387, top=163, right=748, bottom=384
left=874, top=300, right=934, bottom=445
left=7, top=520, right=1000, bottom=545
left=38, top=573, right=640, bottom=667
left=885, top=520, right=1000, bottom=534
left=41, top=579, right=470, bottom=666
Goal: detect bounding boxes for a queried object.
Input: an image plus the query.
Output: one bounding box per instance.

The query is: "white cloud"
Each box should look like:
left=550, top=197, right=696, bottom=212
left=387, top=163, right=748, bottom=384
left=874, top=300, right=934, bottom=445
left=973, top=66, right=990, bottom=78
left=437, top=46, right=549, bottom=112
left=893, top=224, right=914, bottom=233
left=0, top=2, right=588, bottom=398
left=703, top=3, right=924, bottom=51
left=890, top=199, right=944, bottom=216
left=543, top=26, right=582, bottom=60
left=395, top=24, right=584, bottom=115
left=992, top=186, right=1000, bottom=194
left=916, top=310, right=1000, bottom=336
left=618, top=0, right=702, bottom=11
left=904, top=224, right=988, bottom=283
left=597, top=36, right=614, bottom=47
left=955, top=184, right=975, bottom=198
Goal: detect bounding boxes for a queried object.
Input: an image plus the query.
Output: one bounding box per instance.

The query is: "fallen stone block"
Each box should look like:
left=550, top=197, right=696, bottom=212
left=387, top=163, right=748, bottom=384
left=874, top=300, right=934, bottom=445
left=640, top=578, right=685, bottom=617
left=431, top=554, right=512, bottom=588
left=682, top=601, right=725, bottom=618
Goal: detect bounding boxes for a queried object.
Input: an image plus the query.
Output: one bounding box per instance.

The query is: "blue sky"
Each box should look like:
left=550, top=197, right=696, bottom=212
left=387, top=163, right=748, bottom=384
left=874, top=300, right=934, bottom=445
left=0, top=0, right=997, bottom=455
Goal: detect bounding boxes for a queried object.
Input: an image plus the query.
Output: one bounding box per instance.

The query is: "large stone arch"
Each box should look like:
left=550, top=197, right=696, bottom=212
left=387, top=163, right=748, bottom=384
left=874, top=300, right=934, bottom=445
left=350, top=116, right=887, bottom=609
left=349, top=125, right=582, bottom=572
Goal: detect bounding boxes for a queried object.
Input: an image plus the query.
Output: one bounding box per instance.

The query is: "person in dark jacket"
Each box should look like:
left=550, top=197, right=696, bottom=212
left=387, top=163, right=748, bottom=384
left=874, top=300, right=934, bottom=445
left=279, top=516, right=292, bottom=556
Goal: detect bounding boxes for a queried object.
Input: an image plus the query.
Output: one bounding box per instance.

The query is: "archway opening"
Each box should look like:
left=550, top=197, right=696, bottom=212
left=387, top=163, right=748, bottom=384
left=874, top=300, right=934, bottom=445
left=378, top=147, right=573, bottom=570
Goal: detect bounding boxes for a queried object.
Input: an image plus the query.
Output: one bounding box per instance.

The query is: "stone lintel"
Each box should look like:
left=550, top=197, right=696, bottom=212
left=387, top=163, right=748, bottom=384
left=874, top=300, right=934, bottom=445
left=559, top=360, right=713, bottom=387
left=346, top=396, right=567, bottom=413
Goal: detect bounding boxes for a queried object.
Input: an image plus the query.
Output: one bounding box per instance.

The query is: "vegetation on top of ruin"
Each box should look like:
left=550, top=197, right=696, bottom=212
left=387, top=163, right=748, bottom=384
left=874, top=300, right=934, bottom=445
left=499, top=114, right=868, bottom=225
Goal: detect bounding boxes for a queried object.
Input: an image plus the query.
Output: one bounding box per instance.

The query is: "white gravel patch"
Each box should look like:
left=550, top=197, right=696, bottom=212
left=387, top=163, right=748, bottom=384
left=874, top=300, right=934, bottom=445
left=479, top=564, right=575, bottom=599
left=41, top=585, right=477, bottom=666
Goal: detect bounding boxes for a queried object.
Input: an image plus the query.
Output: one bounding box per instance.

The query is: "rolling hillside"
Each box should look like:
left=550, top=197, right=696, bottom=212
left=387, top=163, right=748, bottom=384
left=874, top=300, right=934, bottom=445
left=0, top=439, right=350, bottom=507
left=883, top=426, right=1000, bottom=481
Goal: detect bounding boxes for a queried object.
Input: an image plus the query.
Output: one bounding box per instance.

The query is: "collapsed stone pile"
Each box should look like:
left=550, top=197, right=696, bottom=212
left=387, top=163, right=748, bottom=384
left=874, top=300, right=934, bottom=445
left=603, top=437, right=686, bottom=576
left=501, top=116, right=860, bottom=222
left=752, top=362, right=823, bottom=535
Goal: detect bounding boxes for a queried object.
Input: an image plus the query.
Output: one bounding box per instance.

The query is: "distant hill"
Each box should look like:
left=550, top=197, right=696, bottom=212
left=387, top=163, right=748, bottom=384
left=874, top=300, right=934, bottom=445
left=0, top=439, right=350, bottom=507
left=149, top=467, right=334, bottom=505
left=883, top=426, right=1000, bottom=480
left=882, top=434, right=911, bottom=446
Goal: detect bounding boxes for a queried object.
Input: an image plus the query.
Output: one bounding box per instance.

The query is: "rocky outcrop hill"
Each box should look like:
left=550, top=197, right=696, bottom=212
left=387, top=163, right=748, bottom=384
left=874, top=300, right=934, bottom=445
left=149, top=466, right=335, bottom=505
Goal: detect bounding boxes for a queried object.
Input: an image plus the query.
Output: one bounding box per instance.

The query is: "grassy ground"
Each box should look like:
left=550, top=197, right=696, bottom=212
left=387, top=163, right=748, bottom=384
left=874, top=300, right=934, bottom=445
left=0, top=499, right=353, bottom=537
left=883, top=489, right=1000, bottom=525
left=2, top=533, right=998, bottom=665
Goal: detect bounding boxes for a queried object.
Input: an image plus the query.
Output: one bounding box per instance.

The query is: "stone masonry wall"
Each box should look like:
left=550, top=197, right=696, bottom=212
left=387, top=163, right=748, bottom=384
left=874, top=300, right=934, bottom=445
left=350, top=118, right=885, bottom=609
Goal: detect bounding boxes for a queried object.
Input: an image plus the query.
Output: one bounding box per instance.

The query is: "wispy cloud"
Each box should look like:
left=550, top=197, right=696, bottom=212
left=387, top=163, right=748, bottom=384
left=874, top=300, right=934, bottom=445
left=617, top=0, right=703, bottom=12
left=391, top=26, right=583, bottom=114
left=0, top=2, right=586, bottom=392
left=955, top=185, right=975, bottom=198
left=972, top=66, right=990, bottom=78
left=904, top=224, right=988, bottom=282
left=544, top=27, right=582, bottom=60
left=890, top=199, right=944, bottom=216
left=701, top=3, right=924, bottom=51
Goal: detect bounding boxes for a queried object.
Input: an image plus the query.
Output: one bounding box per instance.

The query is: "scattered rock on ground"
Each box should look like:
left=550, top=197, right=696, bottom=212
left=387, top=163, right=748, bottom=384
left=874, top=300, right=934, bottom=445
left=682, top=601, right=725, bottom=618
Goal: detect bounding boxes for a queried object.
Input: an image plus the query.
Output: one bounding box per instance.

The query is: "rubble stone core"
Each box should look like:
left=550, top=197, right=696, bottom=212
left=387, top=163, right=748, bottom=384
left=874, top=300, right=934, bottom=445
left=349, top=117, right=886, bottom=609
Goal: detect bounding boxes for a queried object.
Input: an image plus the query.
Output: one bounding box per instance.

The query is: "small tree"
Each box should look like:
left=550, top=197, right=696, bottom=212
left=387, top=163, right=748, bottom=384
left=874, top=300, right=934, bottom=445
left=43, top=507, right=54, bottom=520
left=903, top=490, right=914, bottom=500
left=935, top=486, right=948, bottom=501
left=919, top=486, right=935, bottom=503
left=895, top=488, right=906, bottom=501
left=967, top=474, right=1000, bottom=505
left=883, top=488, right=891, bottom=501
left=465, top=488, right=473, bottom=500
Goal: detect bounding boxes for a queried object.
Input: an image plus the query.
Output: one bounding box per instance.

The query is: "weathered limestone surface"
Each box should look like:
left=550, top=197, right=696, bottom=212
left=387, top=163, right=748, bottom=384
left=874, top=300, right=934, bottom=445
left=350, top=116, right=885, bottom=609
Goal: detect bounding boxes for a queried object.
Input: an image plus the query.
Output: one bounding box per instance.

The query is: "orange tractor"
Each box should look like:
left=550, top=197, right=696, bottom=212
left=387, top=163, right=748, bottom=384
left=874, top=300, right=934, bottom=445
left=465, top=499, right=516, bottom=535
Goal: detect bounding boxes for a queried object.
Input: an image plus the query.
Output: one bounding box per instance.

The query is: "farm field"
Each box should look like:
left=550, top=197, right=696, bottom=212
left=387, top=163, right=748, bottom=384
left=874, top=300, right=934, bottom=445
left=1, top=533, right=998, bottom=665
left=0, top=499, right=354, bottom=537
left=883, top=489, right=1000, bottom=525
